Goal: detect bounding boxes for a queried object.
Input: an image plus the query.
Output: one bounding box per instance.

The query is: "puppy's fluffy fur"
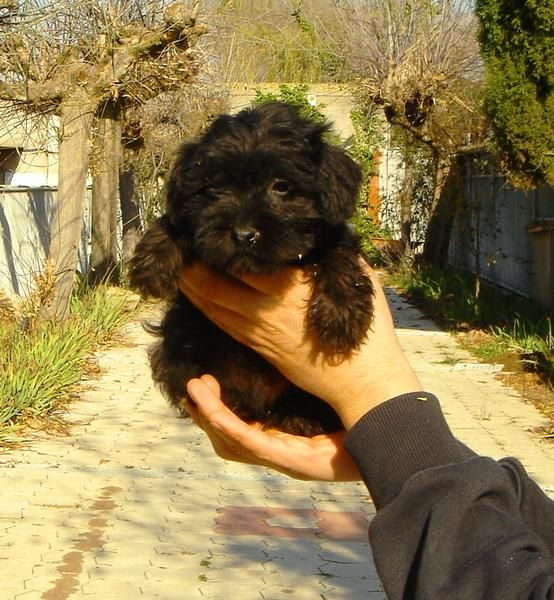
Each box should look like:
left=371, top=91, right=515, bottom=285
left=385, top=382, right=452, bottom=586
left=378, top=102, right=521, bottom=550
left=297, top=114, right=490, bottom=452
left=129, top=102, right=374, bottom=436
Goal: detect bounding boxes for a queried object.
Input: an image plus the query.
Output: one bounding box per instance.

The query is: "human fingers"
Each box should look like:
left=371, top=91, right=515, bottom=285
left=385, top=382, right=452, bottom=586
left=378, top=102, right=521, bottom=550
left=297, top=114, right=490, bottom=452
left=182, top=272, right=302, bottom=368
left=186, top=376, right=277, bottom=458
left=199, top=373, right=222, bottom=396
left=180, top=263, right=271, bottom=314
left=186, top=376, right=361, bottom=481
left=186, top=377, right=317, bottom=477
left=180, top=265, right=291, bottom=354
left=179, top=279, right=255, bottom=348
left=181, top=264, right=314, bottom=329
left=184, top=377, right=268, bottom=465
left=186, top=376, right=275, bottom=450
left=239, top=267, right=307, bottom=296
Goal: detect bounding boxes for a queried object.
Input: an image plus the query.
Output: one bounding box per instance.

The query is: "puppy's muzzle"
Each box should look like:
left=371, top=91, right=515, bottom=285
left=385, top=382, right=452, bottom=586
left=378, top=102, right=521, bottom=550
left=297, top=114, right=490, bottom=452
left=232, top=228, right=261, bottom=247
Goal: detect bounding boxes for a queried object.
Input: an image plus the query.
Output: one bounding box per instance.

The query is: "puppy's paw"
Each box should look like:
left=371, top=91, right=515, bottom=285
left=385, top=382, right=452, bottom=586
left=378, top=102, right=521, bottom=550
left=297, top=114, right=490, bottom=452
left=307, top=260, right=374, bottom=355
left=128, top=217, right=184, bottom=299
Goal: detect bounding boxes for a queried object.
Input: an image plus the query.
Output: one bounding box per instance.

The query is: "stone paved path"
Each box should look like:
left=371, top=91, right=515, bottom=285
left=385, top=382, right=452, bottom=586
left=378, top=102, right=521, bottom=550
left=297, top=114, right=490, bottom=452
left=1, top=287, right=553, bottom=599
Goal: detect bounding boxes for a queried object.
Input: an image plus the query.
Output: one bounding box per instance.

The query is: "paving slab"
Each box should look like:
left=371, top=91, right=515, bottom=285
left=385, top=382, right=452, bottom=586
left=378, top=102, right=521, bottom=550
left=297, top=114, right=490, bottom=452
left=0, top=285, right=552, bottom=599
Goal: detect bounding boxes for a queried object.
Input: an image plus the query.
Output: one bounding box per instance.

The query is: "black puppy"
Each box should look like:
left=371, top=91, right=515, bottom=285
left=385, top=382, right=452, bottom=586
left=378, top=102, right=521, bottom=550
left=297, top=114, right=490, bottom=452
left=129, top=102, right=374, bottom=436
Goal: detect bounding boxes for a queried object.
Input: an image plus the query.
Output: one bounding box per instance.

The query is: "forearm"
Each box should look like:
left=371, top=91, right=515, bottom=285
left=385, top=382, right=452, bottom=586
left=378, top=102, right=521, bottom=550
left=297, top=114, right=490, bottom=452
left=345, top=392, right=554, bottom=600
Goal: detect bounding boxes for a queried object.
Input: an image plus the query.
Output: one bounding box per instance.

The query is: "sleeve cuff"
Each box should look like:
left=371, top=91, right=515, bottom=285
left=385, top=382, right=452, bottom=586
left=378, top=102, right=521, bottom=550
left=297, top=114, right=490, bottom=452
left=344, top=391, right=473, bottom=509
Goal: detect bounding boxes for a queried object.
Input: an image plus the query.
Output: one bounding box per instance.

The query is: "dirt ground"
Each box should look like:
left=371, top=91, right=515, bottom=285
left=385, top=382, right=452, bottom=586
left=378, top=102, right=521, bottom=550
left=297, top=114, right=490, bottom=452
left=499, top=370, right=554, bottom=438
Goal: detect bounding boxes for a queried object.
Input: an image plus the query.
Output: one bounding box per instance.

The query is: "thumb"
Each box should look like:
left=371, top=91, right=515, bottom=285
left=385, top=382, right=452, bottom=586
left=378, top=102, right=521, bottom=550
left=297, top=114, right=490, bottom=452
left=186, top=376, right=231, bottom=430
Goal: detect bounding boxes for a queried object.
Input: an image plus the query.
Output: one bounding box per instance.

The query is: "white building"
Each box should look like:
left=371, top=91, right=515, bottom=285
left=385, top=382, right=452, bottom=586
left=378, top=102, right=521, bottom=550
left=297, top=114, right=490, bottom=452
left=0, top=102, right=59, bottom=187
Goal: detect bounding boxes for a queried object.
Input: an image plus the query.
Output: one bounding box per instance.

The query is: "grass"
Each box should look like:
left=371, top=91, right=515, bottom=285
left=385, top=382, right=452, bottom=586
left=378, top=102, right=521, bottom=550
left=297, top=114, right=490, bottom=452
left=466, top=335, right=508, bottom=361
left=492, top=318, right=554, bottom=373
left=386, top=263, right=554, bottom=380
left=0, top=279, right=132, bottom=442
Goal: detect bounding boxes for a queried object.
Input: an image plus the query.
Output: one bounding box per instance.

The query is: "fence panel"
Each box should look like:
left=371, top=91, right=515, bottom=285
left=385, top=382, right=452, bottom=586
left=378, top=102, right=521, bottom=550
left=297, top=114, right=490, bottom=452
left=449, top=157, right=554, bottom=307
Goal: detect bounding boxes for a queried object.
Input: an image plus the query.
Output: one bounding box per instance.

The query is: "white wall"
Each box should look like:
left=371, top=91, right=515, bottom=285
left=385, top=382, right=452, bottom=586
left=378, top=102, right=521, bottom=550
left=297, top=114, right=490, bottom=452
left=228, top=83, right=356, bottom=139
left=0, top=187, right=91, bottom=299
left=377, top=123, right=405, bottom=238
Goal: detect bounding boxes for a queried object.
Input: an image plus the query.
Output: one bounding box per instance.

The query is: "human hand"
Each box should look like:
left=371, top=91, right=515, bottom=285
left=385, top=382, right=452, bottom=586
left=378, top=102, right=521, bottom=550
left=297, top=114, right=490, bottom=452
left=179, top=262, right=422, bottom=429
left=185, top=374, right=361, bottom=481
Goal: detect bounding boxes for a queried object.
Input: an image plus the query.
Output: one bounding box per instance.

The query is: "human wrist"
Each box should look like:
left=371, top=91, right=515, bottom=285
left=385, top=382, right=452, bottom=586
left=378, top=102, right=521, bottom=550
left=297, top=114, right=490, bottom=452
left=330, top=362, right=422, bottom=430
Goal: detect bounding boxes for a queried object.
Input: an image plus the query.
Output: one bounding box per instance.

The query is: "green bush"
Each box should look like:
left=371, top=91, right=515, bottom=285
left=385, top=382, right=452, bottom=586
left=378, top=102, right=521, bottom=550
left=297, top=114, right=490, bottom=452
left=476, top=0, right=554, bottom=186
left=254, top=84, right=329, bottom=125
left=0, top=284, right=130, bottom=438
left=71, top=283, right=129, bottom=343
left=0, top=321, right=93, bottom=425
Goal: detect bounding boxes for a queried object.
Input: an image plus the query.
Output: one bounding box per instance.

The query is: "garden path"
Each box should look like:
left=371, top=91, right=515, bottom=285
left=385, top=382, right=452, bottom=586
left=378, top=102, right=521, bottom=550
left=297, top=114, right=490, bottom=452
left=1, top=285, right=553, bottom=599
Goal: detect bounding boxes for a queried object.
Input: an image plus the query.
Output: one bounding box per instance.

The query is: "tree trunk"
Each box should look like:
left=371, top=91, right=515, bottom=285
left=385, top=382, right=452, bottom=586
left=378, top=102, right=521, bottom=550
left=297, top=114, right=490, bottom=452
left=431, top=155, right=453, bottom=219
left=422, top=154, right=456, bottom=266
left=90, top=105, right=121, bottom=285
left=45, top=91, right=94, bottom=320
left=120, top=164, right=142, bottom=269
left=399, top=160, right=415, bottom=252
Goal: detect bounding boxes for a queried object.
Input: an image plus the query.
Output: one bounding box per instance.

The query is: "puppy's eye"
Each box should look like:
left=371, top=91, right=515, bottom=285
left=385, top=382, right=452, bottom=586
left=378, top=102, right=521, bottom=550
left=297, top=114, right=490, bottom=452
left=271, top=180, right=292, bottom=195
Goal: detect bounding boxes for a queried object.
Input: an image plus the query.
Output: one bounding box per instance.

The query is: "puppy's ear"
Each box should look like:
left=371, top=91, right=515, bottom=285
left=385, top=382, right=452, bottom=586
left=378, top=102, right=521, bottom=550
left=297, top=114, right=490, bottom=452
left=166, top=141, right=201, bottom=222
left=317, top=143, right=362, bottom=224
left=127, top=217, right=183, bottom=300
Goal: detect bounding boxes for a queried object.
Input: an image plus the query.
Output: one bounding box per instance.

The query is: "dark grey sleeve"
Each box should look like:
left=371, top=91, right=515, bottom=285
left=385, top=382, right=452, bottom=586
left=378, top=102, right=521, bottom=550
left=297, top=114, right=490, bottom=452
left=344, top=392, right=554, bottom=600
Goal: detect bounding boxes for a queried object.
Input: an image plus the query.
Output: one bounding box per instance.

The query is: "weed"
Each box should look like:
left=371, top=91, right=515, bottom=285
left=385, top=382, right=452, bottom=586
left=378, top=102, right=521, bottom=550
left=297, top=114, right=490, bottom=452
left=437, top=355, right=460, bottom=366
left=492, top=318, right=554, bottom=377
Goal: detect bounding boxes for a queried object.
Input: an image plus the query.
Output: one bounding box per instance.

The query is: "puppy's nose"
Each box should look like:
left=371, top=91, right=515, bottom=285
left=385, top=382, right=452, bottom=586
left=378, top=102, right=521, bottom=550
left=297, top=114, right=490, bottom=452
left=232, top=228, right=260, bottom=246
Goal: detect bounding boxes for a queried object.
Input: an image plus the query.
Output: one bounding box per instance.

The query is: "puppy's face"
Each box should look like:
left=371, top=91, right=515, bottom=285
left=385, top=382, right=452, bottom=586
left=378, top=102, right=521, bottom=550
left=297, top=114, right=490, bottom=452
left=166, top=102, right=362, bottom=275
left=177, top=147, right=326, bottom=275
